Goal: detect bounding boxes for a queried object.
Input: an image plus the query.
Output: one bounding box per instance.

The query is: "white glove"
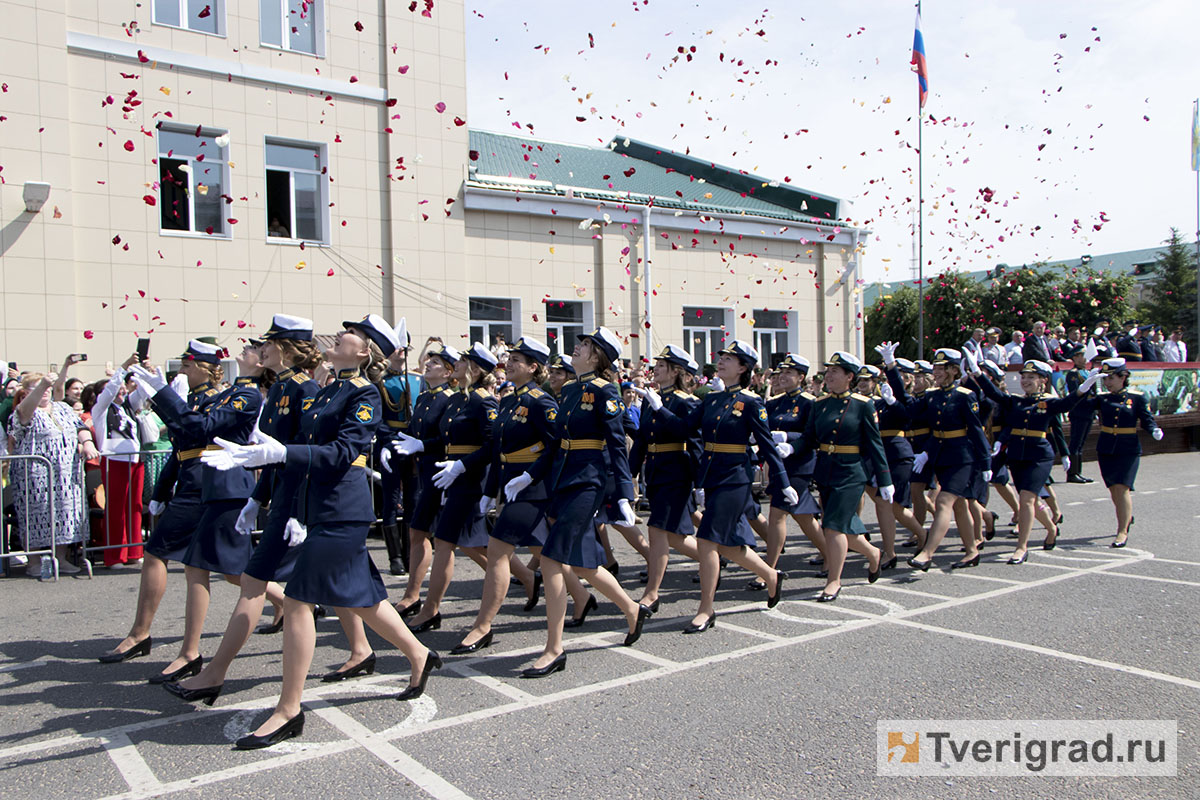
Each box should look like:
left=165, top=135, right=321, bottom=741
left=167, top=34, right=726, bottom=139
left=391, top=432, right=424, bottom=457
left=379, top=447, right=393, bottom=472
left=963, top=348, right=982, bottom=376
left=776, top=442, right=794, bottom=458
left=1077, top=369, right=1101, bottom=394
left=479, top=496, right=496, bottom=515
left=991, top=440, right=1002, bottom=456
left=913, top=452, right=929, bottom=472
left=432, top=459, right=466, bottom=489
left=202, top=431, right=287, bottom=470
left=129, top=365, right=168, bottom=393
left=694, top=488, right=705, bottom=508
left=617, top=498, right=637, bottom=526
left=781, top=486, right=799, bottom=506
left=504, top=472, right=533, bottom=502
left=148, top=500, right=166, bottom=516
left=1062, top=456, right=1071, bottom=474
left=874, top=341, right=898, bottom=366
left=1152, top=428, right=1164, bottom=441
left=284, top=518, right=307, bottom=547
left=235, top=499, right=260, bottom=536
left=771, top=430, right=787, bottom=443
left=169, top=371, right=190, bottom=401
left=982, top=470, right=993, bottom=482
left=880, top=383, right=896, bottom=405
left=633, top=386, right=663, bottom=411
left=879, top=484, right=895, bottom=504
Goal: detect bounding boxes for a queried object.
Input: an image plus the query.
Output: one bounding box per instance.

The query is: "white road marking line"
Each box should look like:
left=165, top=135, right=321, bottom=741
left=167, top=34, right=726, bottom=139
left=1163, top=487, right=1177, bottom=491
left=1140, top=491, right=1157, bottom=495
left=1139, top=555, right=1200, bottom=567
left=1091, top=497, right=1108, bottom=502
left=98, top=732, right=161, bottom=794
left=706, top=619, right=785, bottom=640
left=762, top=607, right=845, bottom=627
left=447, top=662, right=536, bottom=702
left=308, top=698, right=475, bottom=800
left=377, top=695, right=438, bottom=738
left=864, top=584, right=952, bottom=600
left=1066, top=501, right=1084, bottom=506
left=1089, top=571, right=1200, bottom=589
left=0, top=660, right=49, bottom=673
left=947, top=573, right=1023, bottom=584
left=606, top=645, right=680, bottom=668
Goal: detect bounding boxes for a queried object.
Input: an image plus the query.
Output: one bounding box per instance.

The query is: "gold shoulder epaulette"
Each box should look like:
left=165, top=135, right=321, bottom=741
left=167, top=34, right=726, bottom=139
left=955, top=386, right=974, bottom=395
left=673, top=389, right=691, bottom=399
left=851, top=392, right=872, bottom=402
left=1127, top=389, right=1143, bottom=395
left=590, top=377, right=609, bottom=387
left=739, top=388, right=759, bottom=399
left=475, top=387, right=490, bottom=398
left=529, top=388, right=545, bottom=398
left=801, top=391, right=816, bottom=400
left=350, top=376, right=370, bottom=388
left=291, top=373, right=307, bottom=384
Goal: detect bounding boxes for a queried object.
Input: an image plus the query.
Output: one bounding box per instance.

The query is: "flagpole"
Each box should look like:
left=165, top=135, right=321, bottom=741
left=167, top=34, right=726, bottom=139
left=916, top=1, right=925, bottom=360
left=1194, top=98, right=1199, bottom=343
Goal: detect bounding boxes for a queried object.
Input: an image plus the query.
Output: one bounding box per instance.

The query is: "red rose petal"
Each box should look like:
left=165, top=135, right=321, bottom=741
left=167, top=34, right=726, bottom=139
left=143, top=194, right=156, bottom=205
left=434, top=102, right=446, bottom=113
left=83, top=330, right=94, bottom=339
left=123, top=140, right=135, bottom=152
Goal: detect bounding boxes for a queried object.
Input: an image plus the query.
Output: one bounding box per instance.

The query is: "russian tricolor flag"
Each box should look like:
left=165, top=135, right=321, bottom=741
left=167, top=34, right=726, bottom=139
left=911, top=10, right=928, bottom=110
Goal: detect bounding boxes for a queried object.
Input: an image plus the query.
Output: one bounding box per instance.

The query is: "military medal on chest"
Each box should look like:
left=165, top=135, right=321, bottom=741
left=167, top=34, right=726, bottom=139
left=279, top=395, right=291, bottom=415
left=580, top=391, right=595, bottom=411
left=514, top=405, right=530, bottom=424
left=732, top=400, right=744, bottom=417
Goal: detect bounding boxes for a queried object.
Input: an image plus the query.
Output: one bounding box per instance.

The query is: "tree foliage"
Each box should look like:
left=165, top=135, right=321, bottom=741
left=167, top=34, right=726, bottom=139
left=1139, top=228, right=1198, bottom=345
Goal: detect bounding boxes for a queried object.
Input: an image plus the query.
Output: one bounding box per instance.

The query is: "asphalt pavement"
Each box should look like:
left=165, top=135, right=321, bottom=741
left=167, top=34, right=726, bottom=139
left=0, top=452, right=1196, bottom=799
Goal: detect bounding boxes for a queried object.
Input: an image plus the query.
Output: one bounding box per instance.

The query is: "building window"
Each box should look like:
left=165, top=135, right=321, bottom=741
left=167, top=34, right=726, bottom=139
left=682, top=306, right=730, bottom=367
left=469, top=297, right=519, bottom=352
left=545, top=300, right=589, bottom=358
left=751, top=310, right=796, bottom=368
left=154, top=0, right=223, bottom=35
left=265, top=139, right=327, bottom=244
left=260, top=0, right=324, bottom=56
left=157, top=124, right=229, bottom=237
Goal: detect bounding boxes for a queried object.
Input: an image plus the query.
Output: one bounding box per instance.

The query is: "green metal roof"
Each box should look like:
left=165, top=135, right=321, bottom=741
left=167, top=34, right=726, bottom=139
left=467, top=129, right=843, bottom=225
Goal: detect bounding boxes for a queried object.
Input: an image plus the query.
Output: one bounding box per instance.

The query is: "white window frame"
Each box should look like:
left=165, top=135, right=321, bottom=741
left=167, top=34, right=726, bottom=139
left=751, top=310, right=798, bottom=368
left=544, top=299, right=593, bottom=358
left=264, top=137, right=329, bottom=246
left=156, top=122, right=231, bottom=239
left=682, top=306, right=733, bottom=367
left=260, top=0, right=326, bottom=57
left=469, top=297, right=522, bottom=350
left=152, top=0, right=226, bottom=36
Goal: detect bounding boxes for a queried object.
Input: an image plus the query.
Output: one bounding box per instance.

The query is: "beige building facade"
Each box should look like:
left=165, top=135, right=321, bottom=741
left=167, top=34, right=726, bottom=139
left=0, top=0, right=863, bottom=380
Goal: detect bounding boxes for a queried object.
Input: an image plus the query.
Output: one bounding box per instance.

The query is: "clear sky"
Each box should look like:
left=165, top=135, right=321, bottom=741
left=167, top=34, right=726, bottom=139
left=464, top=0, right=1200, bottom=286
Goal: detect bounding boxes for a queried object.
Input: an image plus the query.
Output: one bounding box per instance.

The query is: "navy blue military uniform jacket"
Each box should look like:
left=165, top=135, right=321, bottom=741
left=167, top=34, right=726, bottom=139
left=485, top=382, right=560, bottom=498
left=767, top=388, right=818, bottom=480
left=549, top=373, right=633, bottom=500
left=407, top=383, right=457, bottom=481
left=974, top=377, right=1079, bottom=462
left=687, top=388, right=788, bottom=494
left=629, top=388, right=702, bottom=487
left=887, top=367, right=990, bottom=470
left=439, top=386, right=498, bottom=483
left=152, top=377, right=261, bottom=503
left=1077, top=389, right=1159, bottom=457
left=252, top=368, right=319, bottom=505
left=283, top=369, right=380, bottom=525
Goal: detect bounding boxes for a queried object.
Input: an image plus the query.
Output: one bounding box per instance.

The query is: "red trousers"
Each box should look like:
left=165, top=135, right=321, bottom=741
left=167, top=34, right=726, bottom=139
left=100, top=458, right=144, bottom=566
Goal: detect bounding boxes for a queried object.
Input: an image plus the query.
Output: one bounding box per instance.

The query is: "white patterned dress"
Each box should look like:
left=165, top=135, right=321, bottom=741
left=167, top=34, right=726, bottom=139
left=10, top=402, right=87, bottom=548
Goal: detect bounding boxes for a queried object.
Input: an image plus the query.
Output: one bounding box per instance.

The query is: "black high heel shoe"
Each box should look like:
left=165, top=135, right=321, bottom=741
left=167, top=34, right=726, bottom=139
left=397, top=650, right=442, bottom=701
left=98, top=637, right=151, bottom=664
left=816, top=587, right=840, bottom=603
left=450, top=631, right=494, bottom=655
left=320, top=653, right=376, bottom=683
left=520, top=653, right=566, bottom=678
left=984, top=511, right=999, bottom=540
left=407, top=613, right=441, bottom=634
left=879, top=555, right=898, bottom=572
left=950, top=554, right=980, bottom=570
left=639, top=598, right=660, bottom=614
left=907, top=556, right=932, bottom=572
left=1043, top=530, right=1058, bottom=550
left=1007, top=551, right=1028, bottom=565
left=396, top=601, right=422, bottom=619
left=767, top=570, right=786, bottom=608
left=255, top=616, right=284, bottom=635
left=682, top=614, right=716, bottom=634
left=623, top=604, right=653, bottom=647
left=163, top=680, right=223, bottom=706
left=149, top=656, right=202, bottom=685
left=235, top=712, right=304, bottom=750
left=523, top=571, right=542, bottom=612
left=562, top=594, right=598, bottom=629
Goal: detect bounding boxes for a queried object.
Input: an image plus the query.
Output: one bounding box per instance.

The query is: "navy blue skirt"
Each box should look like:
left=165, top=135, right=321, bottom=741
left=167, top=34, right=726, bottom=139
left=771, top=474, right=821, bottom=516
left=285, top=521, right=388, bottom=608
left=543, top=484, right=607, bottom=568
left=696, top=484, right=756, bottom=548
left=409, top=471, right=442, bottom=532
left=816, top=481, right=867, bottom=534
left=646, top=482, right=696, bottom=535
left=243, top=503, right=302, bottom=583
left=1098, top=453, right=1138, bottom=490
left=144, top=494, right=204, bottom=562
left=491, top=498, right=550, bottom=548
left=1009, top=457, right=1053, bottom=494
left=435, top=478, right=489, bottom=548
left=933, top=462, right=976, bottom=497
left=181, top=499, right=252, bottom=576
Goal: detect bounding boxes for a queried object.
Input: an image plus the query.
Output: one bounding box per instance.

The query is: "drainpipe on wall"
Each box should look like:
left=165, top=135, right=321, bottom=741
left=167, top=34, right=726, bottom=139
left=642, top=203, right=653, bottom=363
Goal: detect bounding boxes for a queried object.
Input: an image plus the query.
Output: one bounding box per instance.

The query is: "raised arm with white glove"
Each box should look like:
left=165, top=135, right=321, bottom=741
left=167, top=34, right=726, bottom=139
left=880, top=383, right=897, bottom=405
left=963, top=348, right=982, bottom=376
left=1076, top=369, right=1102, bottom=394
left=128, top=364, right=168, bottom=396
left=631, top=386, right=663, bottom=412
left=874, top=341, right=898, bottom=367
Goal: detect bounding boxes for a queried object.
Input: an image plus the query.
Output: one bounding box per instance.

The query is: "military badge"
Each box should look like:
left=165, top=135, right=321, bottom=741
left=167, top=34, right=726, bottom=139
left=606, top=398, right=621, bottom=415
left=758, top=407, right=768, bottom=422
left=301, top=398, right=314, bottom=412
left=355, top=403, right=374, bottom=423
left=546, top=408, right=557, bottom=423
left=231, top=398, right=246, bottom=411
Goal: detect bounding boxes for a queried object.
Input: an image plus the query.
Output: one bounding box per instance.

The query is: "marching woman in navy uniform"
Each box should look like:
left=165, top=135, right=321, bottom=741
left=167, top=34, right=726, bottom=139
left=202, top=315, right=440, bottom=749
left=905, top=359, right=936, bottom=529
left=628, top=345, right=704, bottom=611
left=1062, top=343, right=1097, bottom=483
left=685, top=340, right=796, bottom=630
left=1079, top=358, right=1162, bottom=547
left=386, top=344, right=461, bottom=618
left=454, top=336, right=579, bottom=653
left=762, top=354, right=827, bottom=579
left=799, top=353, right=892, bottom=602
left=124, top=343, right=263, bottom=683
left=974, top=359, right=1021, bottom=529
left=522, top=328, right=653, bottom=677
left=963, top=352, right=1098, bottom=563
left=98, top=340, right=233, bottom=668
left=878, top=346, right=990, bottom=571
left=404, top=343, right=499, bottom=634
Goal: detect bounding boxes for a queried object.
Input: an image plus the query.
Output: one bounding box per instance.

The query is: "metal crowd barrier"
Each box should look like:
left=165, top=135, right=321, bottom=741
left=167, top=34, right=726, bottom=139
left=77, top=448, right=173, bottom=579
left=1, top=453, right=62, bottom=581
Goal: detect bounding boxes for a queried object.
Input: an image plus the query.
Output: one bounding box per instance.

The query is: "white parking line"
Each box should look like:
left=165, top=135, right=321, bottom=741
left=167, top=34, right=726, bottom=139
left=447, top=662, right=536, bottom=702
left=606, top=644, right=682, bottom=668
left=99, top=732, right=160, bottom=794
